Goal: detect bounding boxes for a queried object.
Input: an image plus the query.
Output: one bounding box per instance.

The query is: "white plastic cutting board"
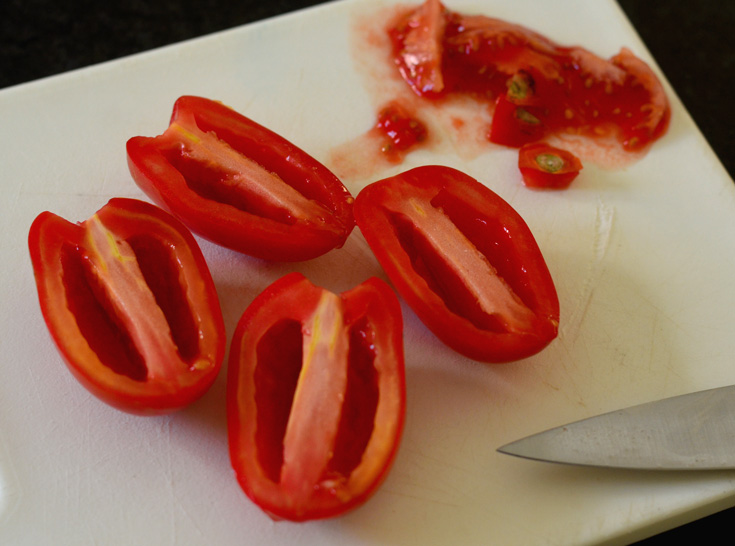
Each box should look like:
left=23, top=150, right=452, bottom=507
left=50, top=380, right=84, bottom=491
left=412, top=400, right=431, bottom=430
left=3, top=1, right=735, bottom=544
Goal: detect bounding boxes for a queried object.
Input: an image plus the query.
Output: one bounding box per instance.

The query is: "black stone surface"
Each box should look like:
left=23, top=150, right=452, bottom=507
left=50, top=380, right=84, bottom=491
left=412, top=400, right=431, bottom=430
left=1, top=0, right=732, bottom=543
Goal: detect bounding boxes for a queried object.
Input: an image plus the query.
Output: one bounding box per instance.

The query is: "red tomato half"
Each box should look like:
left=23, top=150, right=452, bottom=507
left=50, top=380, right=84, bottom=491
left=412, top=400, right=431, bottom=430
left=127, top=96, right=355, bottom=261
left=227, top=273, right=405, bottom=521
left=28, top=198, right=226, bottom=415
left=518, top=142, right=583, bottom=189
left=354, top=165, right=559, bottom=363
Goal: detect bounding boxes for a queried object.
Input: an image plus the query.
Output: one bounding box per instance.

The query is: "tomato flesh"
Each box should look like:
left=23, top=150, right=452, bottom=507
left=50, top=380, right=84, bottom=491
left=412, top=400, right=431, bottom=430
left=389, top=0, right=670, bottom=151
left=375, top=101, right=429, bottom=162
left=489, top=94, right=546, bottom=147
left=329, top=314, right=380, bottom=477
left=254, top=319, right=303, bottom=483
left=383, top=195, right=538, bottom=335
left=60, top=242, right=148, bottom=381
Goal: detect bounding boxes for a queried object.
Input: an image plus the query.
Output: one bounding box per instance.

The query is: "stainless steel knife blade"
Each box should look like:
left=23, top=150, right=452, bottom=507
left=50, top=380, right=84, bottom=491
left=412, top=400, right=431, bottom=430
left=497, top=385, right=735, bottom=470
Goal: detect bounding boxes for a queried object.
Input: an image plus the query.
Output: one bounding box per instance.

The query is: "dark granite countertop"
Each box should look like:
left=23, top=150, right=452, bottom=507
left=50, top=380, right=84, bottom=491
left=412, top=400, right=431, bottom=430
left=1, top=0, right=732, bottom=543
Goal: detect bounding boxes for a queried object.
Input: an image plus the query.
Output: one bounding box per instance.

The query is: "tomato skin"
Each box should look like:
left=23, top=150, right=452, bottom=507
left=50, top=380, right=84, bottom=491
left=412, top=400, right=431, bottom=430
left=353, top=165, right=559, bottom=363
left=126, top=96, right=355, bottom=262
left=227, top=273, right=405, bottom=521
left=28, top=198, right=226, bottom=415
left=518, top=142, right=583, bottom=189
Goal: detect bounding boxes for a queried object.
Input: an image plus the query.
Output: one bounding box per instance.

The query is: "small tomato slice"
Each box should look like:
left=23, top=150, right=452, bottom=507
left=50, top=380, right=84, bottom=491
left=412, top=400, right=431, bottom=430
left=389, top=0, right=447, bottom=97
left=28, top=198, right=226, bottom=415
left=518, top=142, right=583, bottom=189
left=354, top=165, right=559, bottom=363
left=227, top=273, right=405, bottom=521
left=489, top=93, right=547, bottom=147
left=126, top=96, right=355, bottom=261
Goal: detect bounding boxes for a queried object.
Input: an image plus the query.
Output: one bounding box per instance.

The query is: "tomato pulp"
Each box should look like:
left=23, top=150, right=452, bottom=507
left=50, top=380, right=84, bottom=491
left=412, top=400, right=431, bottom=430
left=375, top=101, right=429, bottom=162
left=389, top=0, right=670, bottom=151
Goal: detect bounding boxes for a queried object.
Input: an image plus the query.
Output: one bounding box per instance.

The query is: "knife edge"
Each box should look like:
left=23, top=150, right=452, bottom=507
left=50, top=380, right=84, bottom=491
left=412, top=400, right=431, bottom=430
left=497, top=385, right=735, bottom=470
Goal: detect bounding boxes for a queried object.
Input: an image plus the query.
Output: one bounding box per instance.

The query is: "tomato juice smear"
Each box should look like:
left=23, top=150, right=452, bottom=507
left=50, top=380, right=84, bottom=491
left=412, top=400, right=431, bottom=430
left=388, top=0, right=671, bottom=154
left=330, top=1, right=667, bottom=183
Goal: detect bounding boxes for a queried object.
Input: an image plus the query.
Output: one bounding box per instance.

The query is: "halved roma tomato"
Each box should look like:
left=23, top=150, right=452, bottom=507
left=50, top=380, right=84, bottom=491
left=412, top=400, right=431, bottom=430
left=227, top=273, right=405, bottom=521
left=354, top=165, right=559, bottom=363
left=518, top=142, right=583, bottom=189
left=127, top=96, right=355, bottom=261
left=28, top=198, right=225, bottom=415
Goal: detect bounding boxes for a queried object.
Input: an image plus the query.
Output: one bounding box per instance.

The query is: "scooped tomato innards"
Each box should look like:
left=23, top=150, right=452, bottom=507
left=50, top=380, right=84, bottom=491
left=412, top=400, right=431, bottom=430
left=387, top=0, right=670, bottom=153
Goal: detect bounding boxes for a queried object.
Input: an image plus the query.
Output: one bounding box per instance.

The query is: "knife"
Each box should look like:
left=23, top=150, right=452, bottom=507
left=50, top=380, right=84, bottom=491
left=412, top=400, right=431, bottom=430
left=497, top=385, right=735, bottom=470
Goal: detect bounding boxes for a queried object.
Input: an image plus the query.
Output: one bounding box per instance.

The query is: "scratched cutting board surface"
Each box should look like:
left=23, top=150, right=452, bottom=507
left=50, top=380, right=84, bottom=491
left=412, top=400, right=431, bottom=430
left=2, top=1, right=735, bottom=544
